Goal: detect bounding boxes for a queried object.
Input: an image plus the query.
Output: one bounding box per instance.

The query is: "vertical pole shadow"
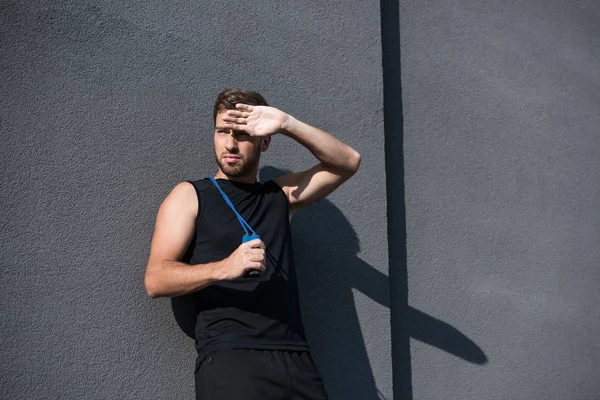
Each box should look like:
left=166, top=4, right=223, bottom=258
left=380, top=0, right=413, bottom=398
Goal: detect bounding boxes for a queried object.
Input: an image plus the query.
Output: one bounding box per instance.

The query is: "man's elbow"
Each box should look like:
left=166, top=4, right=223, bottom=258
left=346, top=149, right=361, bottom=176
left=144, top=270, right=162, bottom=298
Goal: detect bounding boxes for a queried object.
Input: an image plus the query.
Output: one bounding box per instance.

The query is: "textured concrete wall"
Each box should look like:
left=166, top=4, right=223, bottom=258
left=5, top=1, right=593, bottom=399
left=0, top=1, right=390, bottom=399
left=398, top=0, right=600, bottom=399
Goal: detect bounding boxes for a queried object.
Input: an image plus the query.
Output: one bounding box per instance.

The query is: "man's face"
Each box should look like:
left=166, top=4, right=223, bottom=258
left=214, top=110, right=263, bottom=178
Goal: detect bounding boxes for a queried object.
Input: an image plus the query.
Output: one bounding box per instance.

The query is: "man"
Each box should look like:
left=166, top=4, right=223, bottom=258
left=144, top=88, right=360, bottom=399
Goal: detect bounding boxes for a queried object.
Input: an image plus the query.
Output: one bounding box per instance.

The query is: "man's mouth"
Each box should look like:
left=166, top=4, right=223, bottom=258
left=223, top=155, right=241, bottom=162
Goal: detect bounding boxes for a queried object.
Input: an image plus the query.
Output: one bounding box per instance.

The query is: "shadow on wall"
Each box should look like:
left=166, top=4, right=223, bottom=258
left=261, top=167, right=487, bottom=400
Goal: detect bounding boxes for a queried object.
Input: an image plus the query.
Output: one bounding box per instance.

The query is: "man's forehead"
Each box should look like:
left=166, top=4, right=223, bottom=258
left=216, top=108, right=231, bottom=118
left=215, top=109, right=233, bottom=125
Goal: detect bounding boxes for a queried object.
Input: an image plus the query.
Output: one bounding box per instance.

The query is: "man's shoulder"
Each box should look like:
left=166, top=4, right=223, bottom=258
left=183, top=178, right=214, bottom=191
left=262, top=179, right=286, bottom=196
left=185, top=177, right=210, bottom=185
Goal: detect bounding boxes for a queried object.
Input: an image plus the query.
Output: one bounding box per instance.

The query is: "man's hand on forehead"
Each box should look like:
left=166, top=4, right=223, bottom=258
left=221, top=103, right=290, bottom=137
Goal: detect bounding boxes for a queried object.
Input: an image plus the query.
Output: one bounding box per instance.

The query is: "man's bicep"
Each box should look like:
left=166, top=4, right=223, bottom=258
left=146, top=182, right=198, bottom=267
left=274, top=163, right=347, bottom=211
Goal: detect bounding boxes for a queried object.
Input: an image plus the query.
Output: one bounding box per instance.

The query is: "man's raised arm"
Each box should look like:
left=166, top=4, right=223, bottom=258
left=222, top=105, right=361, bottom=214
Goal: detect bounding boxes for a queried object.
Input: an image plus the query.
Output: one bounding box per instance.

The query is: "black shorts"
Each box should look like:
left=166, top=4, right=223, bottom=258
left=195, top=348, right=329, bottom=400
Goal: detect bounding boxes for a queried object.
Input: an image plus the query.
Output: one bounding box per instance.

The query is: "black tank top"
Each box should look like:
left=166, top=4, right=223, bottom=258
left=174, top=178, right=309, bottom=364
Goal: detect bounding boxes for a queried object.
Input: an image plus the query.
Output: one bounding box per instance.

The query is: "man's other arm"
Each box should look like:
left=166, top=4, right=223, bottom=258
left=144, top=182, right=221, bottom=298
left=144, top=182, right=267, bottom=298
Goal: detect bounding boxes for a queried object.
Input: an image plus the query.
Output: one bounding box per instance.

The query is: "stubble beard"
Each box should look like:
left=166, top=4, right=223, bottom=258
left=215, top=149, right=260, bottom=178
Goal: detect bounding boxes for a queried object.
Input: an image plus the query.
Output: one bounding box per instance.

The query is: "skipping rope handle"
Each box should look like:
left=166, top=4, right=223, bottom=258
left=242, top=233, right=262, bottom=278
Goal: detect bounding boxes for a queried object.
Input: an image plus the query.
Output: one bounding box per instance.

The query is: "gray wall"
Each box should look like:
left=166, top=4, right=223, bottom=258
left=398, top=0, right=600, bottom=399
left=3, top=1, right=599, bottom=399
left=1, top=1, right=391, bottom=399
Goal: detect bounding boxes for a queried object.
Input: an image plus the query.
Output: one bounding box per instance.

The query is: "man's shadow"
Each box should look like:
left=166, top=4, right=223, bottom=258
left=260, top=167, right=487, bottom=400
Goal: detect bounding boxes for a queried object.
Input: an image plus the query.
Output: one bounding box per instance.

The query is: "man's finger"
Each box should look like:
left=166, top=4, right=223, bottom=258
left=222, top=116, right=248, bottom=125
left=245, top=239, right=265, bottom=249
left=235, top=103, right=253, bottom=112
left=248, top=262, right=265, bottom=272
left=222, top=123, right=250, bottom=132
left=225, top=110, right=250, bottom=118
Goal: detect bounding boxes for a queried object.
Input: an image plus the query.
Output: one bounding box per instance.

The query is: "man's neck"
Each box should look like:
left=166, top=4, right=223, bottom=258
left=213, top=170, right=258, bottom=184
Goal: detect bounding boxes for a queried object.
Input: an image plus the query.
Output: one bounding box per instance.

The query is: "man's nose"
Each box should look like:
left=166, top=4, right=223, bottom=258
left=225, top=133, right=238, bottom=150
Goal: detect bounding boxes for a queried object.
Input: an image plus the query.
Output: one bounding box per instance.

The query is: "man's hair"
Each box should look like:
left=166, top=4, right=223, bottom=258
left=213, top=88, right=269, bottom=123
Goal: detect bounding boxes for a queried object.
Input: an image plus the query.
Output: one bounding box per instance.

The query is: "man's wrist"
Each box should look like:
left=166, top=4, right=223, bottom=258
left=280, top=114, right=298, bottom=135
left=207, top=259, right=228, bottom=282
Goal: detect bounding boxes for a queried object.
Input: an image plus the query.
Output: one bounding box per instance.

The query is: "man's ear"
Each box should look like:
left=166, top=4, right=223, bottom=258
left=261, top=136, right=271, bottom=152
